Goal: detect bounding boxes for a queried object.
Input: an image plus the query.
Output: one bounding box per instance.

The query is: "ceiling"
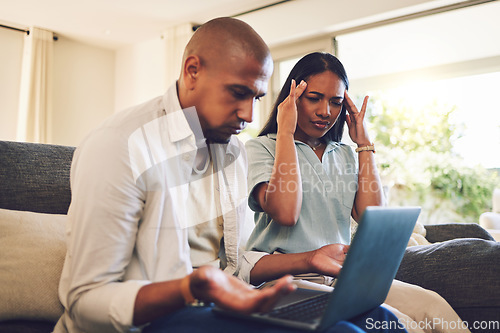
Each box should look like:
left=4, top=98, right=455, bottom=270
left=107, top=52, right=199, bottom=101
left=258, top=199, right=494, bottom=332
left=0, top=0, right=490, bottom=50
left=0, top=0, right=284, bottom=49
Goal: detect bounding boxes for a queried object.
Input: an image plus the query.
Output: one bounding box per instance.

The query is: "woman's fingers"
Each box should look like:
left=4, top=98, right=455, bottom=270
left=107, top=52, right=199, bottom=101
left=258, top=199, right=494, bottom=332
left=344, top=91, right=369, bottom=121
left=359, top=96, right=369, bottom=119
left=344, top=91, right=356, bottom=113
left=286, top=79, right=307, bottom=103
left=289, top=79, right=296, bottom=97
left=294, top=80, right=307, bottom=100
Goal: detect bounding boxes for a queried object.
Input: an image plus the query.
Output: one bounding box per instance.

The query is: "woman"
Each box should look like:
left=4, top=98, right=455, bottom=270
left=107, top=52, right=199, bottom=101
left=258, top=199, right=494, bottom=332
left=245, top=52, right=469, bottom=333
left=246, top=52, right=383, bottom=254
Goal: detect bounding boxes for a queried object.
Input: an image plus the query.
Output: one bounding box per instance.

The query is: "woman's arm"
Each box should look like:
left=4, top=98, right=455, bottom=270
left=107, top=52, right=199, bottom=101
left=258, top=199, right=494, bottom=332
left=249, top=243, right=349, bottom=285
left=353, top=145, right=385, bottom=221
left=255, top=80, right=308, bottom=226
left=344, top=92, right=385, bottom=222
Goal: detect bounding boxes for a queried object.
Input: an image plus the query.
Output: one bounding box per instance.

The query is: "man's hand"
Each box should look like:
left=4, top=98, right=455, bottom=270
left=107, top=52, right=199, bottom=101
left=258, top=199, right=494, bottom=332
left=190, top=266, right=296, bottom=314
left=306, top=244, right=350, bottom=278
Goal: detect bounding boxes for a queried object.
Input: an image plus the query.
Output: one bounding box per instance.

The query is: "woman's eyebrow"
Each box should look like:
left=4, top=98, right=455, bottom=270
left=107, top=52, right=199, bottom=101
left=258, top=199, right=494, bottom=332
left=307, top=91, right=324, bottom=97
left=308, top=91, right=343, bottom=99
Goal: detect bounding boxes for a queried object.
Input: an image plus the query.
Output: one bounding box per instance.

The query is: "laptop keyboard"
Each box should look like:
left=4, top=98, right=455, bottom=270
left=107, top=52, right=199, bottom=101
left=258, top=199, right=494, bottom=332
left=267, top=293, right=330, bottom=323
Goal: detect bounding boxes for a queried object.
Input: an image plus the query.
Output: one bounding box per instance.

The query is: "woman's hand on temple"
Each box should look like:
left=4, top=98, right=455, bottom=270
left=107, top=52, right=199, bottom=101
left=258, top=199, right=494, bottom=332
left=344, top=92, right=371, bottom=146
left=276, top=79, right=307, bottom=136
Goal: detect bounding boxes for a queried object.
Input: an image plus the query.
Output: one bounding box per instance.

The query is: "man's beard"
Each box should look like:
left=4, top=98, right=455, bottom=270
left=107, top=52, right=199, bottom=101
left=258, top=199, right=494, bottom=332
left=204, top=129, right=231, bottom=144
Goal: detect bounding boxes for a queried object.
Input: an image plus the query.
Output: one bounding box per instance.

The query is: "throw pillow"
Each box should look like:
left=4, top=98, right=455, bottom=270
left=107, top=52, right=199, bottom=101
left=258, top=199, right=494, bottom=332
left=0, top=208, right=66, bottom=322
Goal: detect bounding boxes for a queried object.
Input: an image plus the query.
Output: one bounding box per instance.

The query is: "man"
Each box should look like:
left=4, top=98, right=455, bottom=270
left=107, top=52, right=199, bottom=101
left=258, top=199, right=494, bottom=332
left=54, top=17, right=403, bottom=333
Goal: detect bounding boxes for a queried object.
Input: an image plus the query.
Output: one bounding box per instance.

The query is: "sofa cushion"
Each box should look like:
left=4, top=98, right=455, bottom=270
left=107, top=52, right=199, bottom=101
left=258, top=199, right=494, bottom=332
left=0, top=140, right=74, bottom=214
left=0, top=208, right=66, bottom=322
left=397, top=238, right=500, bottom=326
left=424, top=223, right=494, bottom=243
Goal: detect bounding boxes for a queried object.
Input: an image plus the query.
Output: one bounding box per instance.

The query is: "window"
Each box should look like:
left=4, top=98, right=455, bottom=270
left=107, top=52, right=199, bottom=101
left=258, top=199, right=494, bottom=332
left=336, top=1, right=500, bottom=170
left=335, top=1, right=500, bottom=223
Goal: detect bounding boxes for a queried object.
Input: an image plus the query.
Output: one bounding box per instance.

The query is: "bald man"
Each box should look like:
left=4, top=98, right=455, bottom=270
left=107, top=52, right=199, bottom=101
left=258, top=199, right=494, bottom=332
left=54, top=18, right=404, bottom=333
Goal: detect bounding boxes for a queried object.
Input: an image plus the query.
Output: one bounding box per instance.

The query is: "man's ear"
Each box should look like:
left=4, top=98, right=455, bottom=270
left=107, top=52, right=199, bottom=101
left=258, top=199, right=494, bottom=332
left=183, top=55, right=201, bottom=90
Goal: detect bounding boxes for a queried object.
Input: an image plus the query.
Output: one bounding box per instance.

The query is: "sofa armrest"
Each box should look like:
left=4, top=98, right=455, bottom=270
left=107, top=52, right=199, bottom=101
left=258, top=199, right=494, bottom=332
left=424, top=223, right=495, bottom=243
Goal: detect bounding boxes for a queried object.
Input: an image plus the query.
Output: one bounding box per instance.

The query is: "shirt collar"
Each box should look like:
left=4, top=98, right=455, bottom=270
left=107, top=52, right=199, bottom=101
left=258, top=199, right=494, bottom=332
left=162, top=82, right=194, bottom=144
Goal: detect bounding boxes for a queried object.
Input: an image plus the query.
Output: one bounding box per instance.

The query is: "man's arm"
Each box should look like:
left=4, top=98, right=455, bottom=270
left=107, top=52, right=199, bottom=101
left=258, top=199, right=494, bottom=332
left=59, top=129, right=150, bottom=332
left=133, top=266, right=295, bottom=326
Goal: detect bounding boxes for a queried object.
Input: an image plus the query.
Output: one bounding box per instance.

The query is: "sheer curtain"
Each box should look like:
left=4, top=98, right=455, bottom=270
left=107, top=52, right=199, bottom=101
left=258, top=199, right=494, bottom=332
left=16, top=27, right=54, bottom=143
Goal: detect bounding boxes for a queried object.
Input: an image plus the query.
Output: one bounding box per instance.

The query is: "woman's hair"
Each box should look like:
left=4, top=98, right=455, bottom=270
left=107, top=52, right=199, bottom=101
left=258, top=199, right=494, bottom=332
left=259, top=52, right=349, bottom=143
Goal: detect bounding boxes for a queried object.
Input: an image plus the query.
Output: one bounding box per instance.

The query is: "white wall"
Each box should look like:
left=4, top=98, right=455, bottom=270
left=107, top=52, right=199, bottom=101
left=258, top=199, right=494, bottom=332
left=114, top=22, right=192, bottom=112
left=52, top=36, right=115, bottom=146
left=114, top=36, right=168, bottom=112
left=0, top=28, right=23, bottom=141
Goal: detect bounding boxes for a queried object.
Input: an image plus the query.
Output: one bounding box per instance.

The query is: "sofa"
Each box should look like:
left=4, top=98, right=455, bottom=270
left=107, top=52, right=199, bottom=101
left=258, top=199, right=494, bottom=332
left=0, top=139, right=499, bottom=333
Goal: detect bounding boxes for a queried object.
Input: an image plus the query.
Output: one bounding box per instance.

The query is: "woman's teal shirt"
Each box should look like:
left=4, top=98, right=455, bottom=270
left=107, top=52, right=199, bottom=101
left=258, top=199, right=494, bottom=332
left=245, top=134, right=358, bottom=254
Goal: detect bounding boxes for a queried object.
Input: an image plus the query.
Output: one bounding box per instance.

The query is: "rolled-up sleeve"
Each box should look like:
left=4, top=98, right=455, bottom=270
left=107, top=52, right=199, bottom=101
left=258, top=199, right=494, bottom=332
left=245, top=138, right=276, bottom=212
left=237, top=250, right=269, bottom=284
left=71, top=280, right=149, bottom=332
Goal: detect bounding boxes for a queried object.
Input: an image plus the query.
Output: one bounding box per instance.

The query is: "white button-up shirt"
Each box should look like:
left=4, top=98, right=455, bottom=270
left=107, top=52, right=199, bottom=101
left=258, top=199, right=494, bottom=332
left=55, top=83, right=267, bottom=333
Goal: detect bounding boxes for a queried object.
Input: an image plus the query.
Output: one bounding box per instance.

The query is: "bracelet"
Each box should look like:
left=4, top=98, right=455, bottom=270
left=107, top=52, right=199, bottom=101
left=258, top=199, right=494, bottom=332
left=355, top=144, right=375, bottom=153
left=180, top=275, right=196, bottom=305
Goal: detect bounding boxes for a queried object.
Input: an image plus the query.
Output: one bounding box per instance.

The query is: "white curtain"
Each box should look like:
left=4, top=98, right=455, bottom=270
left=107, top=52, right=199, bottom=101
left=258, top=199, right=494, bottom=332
left=16, top=27, right=54, bottom=143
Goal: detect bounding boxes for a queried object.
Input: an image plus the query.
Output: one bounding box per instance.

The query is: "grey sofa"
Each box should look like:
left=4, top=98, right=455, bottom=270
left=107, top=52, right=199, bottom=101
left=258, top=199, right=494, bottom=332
left=0, top=140, right=74, bottom=333
left=0, top=140, right=499, bottom=333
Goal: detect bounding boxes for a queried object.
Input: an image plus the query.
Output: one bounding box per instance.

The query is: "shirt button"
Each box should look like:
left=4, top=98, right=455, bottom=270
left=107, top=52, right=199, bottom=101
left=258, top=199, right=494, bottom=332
left=182, top=154, right=190, bottom=161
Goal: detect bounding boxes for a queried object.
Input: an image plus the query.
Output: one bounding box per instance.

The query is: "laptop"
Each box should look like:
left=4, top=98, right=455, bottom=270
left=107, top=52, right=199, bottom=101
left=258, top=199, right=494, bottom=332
left=213, top=206, right=421, bottom=331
